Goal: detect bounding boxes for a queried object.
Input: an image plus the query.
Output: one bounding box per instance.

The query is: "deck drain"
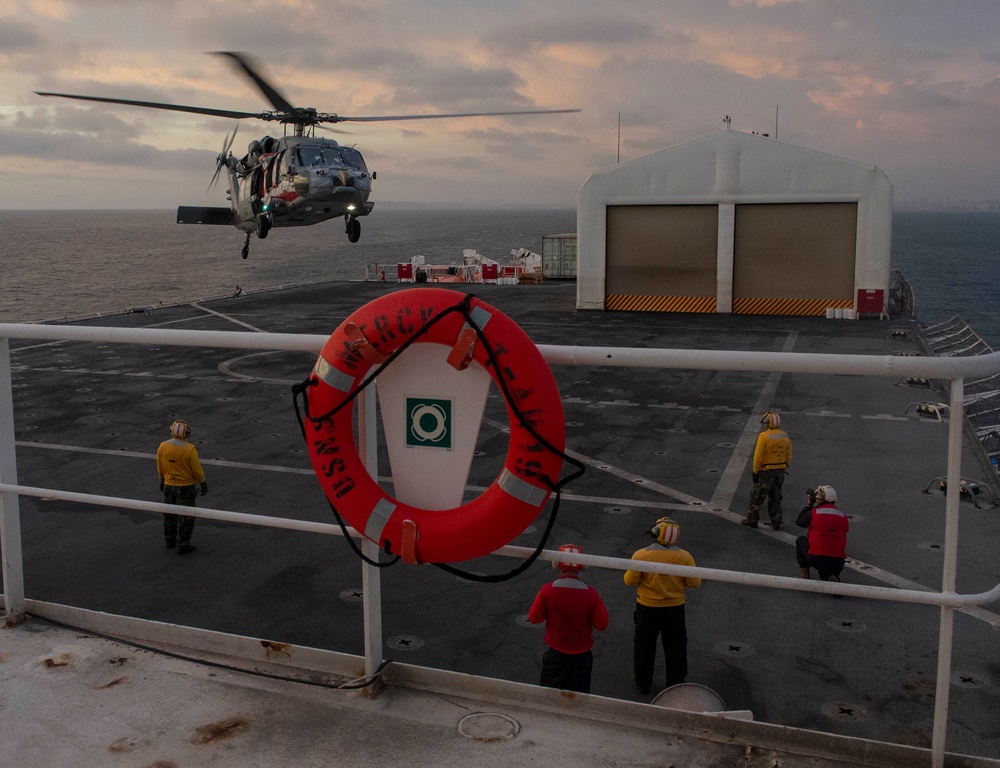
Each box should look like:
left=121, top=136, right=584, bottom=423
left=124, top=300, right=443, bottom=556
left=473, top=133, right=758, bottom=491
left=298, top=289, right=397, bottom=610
left=565, top=421, right=583, bottom=427
left=716, top=442, right=735, bottom=448
left=668, top=428, right=686, bottom=434
left=458, top=712, right=520, bottom=741
left=339, top=588, right=364, bottom=603
left=515, top=614, right=542, bottom=628
left=707, top=468, right=721, bottom=473
left=604, top=505, right=632, bottom=515
left=821, top=702, right=868, bottom=721
left=951, top=672, right=987, bottom=689
left=826, top=618, right=867, bottom=633
left=473, top=450, right=487, bottom=457
left=654, top=450, right=667, bottom=456
left=289, top=448, right=303, bottom=454
left=609, top=435, right=622, bottom=440
left=714, top=641, right=755, bottom=658
left=386, top=635, right=424, bottom=651
left=918, top=542, right=944, bottom=552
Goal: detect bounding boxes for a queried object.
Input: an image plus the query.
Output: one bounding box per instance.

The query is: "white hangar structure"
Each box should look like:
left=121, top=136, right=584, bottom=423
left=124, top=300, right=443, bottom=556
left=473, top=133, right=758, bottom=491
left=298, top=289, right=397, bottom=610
left=576, top=130, right=893, bottom=316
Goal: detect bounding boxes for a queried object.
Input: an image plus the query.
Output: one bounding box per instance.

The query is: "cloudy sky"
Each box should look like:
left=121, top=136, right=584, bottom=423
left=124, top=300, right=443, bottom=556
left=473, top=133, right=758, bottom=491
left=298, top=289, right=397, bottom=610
left=2, top=0, right=998, bottom=209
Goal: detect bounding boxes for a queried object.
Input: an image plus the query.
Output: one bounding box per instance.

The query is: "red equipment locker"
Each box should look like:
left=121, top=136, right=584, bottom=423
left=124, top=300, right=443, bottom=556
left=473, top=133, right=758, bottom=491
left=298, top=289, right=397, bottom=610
left=856, top=289, right=884, bottom=314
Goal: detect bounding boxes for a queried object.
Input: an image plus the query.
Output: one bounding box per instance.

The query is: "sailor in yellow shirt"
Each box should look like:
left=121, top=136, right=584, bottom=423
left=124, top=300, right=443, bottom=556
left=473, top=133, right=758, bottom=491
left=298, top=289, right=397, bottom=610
left=156, top=420, right=208, bottom=555
left=741, top=411, right=792, bottom=530
left=624, top=517, right=701, bottom=695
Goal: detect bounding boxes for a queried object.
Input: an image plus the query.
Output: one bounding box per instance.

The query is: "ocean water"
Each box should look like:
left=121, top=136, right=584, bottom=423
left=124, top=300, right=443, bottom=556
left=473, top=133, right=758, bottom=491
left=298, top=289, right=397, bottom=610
left=890, top=210, right=1000, bottom=346
left=0, top=206, right=575, bottom=324
left=1, top=207, right=997, bottom=348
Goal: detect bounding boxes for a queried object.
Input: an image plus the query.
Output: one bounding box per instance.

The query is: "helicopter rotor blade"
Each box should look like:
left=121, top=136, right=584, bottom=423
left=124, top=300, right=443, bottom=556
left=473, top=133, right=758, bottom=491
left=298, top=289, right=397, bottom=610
left=214, top=51, right=296, bottom=115
left=314, top=124, right=355, bottom=136
left=324, top=108, right=581, bottom=124
left=207, top=163, right=225, bottom=195
left=222, top=123, right=239, bottom=156
left=207, top=125, right=239, bottom=194
left=34, top=91, right=264, bottom=121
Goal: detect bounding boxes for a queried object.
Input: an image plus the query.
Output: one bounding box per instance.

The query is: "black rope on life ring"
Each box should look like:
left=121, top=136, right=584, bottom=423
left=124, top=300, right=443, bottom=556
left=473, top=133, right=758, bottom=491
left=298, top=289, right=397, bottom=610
left=291, top=292, right=585, bottom=581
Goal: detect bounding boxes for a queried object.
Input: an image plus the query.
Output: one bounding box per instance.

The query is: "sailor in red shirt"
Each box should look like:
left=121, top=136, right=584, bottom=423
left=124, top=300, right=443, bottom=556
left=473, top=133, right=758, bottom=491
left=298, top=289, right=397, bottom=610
left=795, top=485, right=849, bottom=581
left=528, top=544, right=610, bottom=693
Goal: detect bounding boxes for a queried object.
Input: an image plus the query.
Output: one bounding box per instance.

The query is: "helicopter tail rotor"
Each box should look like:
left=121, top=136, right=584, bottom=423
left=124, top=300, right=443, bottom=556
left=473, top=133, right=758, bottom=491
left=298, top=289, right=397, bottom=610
left=207, top=125, right=239, bottom=194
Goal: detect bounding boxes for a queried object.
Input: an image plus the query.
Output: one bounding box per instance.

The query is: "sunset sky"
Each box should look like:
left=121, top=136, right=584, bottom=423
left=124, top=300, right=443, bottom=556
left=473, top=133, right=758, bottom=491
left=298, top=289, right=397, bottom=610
left=2, top=0, right=998, bottom=209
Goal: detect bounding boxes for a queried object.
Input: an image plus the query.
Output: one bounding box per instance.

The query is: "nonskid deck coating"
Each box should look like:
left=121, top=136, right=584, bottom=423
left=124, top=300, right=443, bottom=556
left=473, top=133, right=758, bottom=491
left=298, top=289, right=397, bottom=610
left=4, top=280, right=1000, bottom=763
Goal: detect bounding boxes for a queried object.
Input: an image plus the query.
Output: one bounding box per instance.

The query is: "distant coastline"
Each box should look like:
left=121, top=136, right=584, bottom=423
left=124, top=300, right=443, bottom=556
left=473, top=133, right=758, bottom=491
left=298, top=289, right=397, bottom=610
left=2, top=201, right=577, bottom=214
left=895, top=199, right=1000, bottom=212
left=6, top=201, right=999, bottom=213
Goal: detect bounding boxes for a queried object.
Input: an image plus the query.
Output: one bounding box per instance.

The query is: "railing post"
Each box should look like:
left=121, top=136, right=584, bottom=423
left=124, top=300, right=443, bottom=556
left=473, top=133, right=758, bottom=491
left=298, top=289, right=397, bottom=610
left=930, top=376, right=964, bottom=768
left=0, top=338, right=26, bottom=626
left=357, top=389, right=384, bottom=682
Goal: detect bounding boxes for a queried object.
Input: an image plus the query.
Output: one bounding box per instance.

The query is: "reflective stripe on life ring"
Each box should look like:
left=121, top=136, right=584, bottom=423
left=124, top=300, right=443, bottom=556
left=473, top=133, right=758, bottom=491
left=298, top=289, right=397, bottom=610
left=303, top=287, right=565, bottom=564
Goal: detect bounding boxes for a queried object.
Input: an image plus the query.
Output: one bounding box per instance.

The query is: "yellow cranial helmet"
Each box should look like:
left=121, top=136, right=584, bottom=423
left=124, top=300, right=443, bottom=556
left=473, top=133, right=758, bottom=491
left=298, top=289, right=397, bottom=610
left=651, top=517, right=680, bottom=545
left=762, top=412, right=781, bottom=429
left=170, top=420, right=190, bottom=439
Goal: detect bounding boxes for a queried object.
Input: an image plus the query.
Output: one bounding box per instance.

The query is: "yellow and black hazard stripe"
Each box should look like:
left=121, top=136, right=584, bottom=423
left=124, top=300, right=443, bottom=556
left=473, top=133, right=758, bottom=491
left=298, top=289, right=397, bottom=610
left=732, top=298, right=853, bottom=316
left=605, top=295, right=716, bottom=313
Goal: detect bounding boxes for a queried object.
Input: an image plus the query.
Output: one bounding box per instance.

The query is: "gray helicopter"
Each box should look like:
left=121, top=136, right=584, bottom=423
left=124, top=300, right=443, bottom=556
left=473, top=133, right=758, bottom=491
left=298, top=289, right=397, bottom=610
left=36, top=52, right=579, bottom=258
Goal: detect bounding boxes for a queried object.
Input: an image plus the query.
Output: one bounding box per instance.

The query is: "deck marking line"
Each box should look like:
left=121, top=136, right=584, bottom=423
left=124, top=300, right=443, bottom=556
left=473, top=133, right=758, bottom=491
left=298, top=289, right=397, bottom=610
left=15, top=441, right=314, bottom=474
left=191, top=303, right=268, bottom=332
left=709, top=331, right=799, bottom=512
left=484, top=417, right=703, bottom=505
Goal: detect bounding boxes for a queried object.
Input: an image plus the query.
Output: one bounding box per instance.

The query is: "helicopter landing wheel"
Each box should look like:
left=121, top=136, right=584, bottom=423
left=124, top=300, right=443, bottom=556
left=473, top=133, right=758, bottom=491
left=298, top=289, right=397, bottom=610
left=346, top=217, right=361, bottom=243
left=255, top=214, right=272, bottom=239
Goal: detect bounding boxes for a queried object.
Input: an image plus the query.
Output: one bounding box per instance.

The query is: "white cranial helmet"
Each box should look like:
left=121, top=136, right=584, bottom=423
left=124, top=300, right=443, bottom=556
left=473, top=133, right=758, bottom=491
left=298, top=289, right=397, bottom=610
left=816, top=485, right=837, bottom=503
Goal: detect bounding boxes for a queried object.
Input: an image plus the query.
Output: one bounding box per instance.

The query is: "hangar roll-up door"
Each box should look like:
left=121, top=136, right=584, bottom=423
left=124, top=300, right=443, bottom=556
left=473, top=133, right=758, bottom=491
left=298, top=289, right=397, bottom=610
left=606, top=205, right=718, bottom=312
left=732, top=202, right=857, bottom=315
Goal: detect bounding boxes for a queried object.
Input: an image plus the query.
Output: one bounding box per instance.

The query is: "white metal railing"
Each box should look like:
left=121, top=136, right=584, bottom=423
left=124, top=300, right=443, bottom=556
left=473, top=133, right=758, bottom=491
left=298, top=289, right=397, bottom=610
left=3, top=322, right=1000, bottom=768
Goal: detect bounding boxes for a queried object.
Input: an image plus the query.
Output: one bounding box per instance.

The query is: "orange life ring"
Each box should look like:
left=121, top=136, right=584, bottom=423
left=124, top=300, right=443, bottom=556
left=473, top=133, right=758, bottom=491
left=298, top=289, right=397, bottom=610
left=303, top=288, right=565, bottom=563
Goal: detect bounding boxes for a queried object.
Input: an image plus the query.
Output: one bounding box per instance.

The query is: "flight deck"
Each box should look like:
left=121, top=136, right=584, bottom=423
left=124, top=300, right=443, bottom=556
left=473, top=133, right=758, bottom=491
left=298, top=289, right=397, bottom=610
left=2, top=280, right=999, bottom=767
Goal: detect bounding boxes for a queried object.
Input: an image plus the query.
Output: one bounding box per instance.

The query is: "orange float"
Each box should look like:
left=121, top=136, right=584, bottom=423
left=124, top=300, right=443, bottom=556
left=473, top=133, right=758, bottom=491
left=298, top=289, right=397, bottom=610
left=302, top=288, right=565, bottom=563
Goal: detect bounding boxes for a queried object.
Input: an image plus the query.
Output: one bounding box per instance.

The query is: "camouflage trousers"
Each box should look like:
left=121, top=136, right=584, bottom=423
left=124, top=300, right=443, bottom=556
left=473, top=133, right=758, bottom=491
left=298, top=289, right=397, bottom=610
left=747, top=469, right=785, bottom=525
left=163, top=484, right=197, bottom=546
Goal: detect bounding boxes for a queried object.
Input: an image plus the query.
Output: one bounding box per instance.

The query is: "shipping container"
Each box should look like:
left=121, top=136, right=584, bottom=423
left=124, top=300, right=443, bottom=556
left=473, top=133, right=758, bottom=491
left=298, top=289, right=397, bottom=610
left=541, top=233, right=577, bottom=278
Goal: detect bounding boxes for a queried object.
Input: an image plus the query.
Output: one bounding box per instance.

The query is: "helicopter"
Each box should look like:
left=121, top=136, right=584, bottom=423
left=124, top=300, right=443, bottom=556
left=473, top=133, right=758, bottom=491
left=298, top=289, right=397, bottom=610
left=36, top=52, right=579, bottom=258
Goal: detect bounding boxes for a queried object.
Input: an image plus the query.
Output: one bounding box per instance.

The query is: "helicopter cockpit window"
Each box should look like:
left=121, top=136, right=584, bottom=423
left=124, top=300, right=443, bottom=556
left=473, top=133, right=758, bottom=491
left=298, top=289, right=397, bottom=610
left=339, top=147, right=368, bottom=172
left=297, top=147, right=324, bottom=166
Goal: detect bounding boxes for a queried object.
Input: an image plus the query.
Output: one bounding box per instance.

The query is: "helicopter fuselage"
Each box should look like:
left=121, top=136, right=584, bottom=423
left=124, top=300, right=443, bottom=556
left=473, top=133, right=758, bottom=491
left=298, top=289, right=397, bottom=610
left=228, top=135, right=374, bottom=234
left=37, top=51, right=577, bottom=257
